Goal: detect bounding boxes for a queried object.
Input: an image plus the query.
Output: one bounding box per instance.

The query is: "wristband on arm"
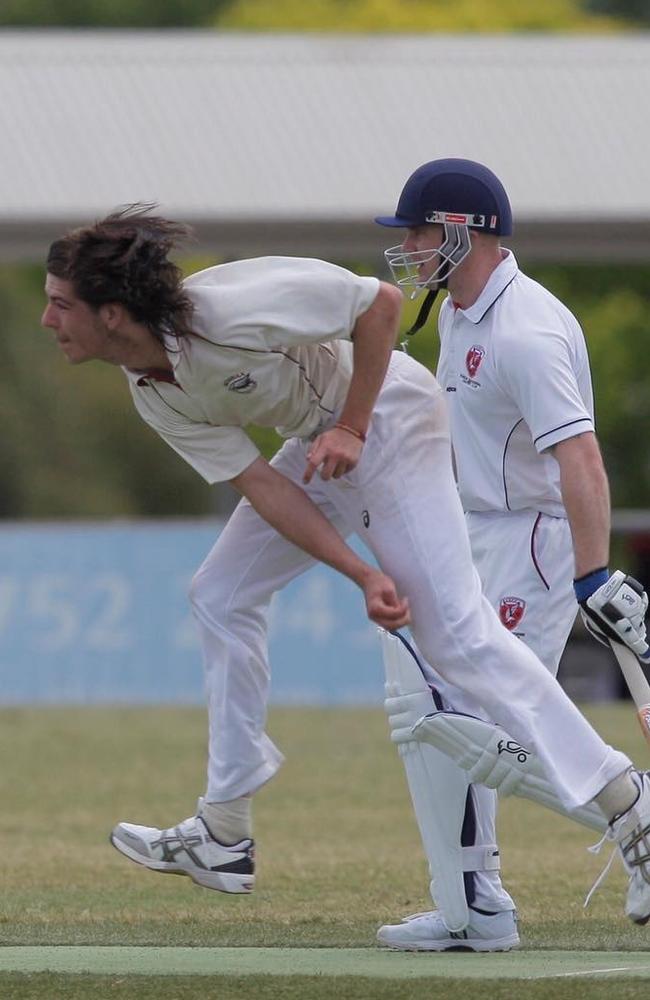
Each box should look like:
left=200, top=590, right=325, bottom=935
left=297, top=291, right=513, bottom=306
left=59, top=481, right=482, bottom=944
left=573, top=567, right=610, bottom=603
left=334, top=422, right=367, bottom=443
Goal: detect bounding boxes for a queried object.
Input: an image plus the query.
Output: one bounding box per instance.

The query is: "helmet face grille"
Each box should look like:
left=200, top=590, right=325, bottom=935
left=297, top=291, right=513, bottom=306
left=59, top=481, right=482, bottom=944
left=384, top=223, right=472, bottom=297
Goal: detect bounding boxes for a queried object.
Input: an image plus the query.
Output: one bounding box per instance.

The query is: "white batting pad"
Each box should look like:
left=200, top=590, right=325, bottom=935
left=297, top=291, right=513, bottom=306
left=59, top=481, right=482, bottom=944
left=381, top=629, right=501, bottom=932
left=413, top=711, right=607, bottom=833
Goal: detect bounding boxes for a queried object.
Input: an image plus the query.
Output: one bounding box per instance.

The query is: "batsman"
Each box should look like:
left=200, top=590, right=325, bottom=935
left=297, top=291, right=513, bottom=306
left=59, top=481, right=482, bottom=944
left=375, top=158, right=650, bottom=950
left=42, top=204, right=650, bottom=942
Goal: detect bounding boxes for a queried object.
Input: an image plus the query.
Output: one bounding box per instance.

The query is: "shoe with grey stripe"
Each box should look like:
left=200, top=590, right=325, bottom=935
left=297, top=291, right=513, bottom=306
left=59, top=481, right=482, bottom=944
left=376, top=906, right=519, bottom=952
left=612, top=770, right=650, bottom=925
left=110, top=811, right=254, bottom=894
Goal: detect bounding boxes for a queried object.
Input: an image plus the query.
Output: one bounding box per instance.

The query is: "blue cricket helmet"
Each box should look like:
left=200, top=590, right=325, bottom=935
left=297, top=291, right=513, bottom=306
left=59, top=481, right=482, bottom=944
left=376, top=158, right=513, bottom=236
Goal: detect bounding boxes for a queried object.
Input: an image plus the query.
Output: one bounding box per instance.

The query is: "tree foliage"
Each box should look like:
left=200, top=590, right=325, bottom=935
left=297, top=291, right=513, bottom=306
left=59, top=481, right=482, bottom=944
left=404, top=262, right=650, bottom=511
left=586, top=0, right=650, bottom=25
left=0, top=0, right=230, bottom=28
left=0, top=0, right=627, bottom=31
left=530, top=265, right=650, bottom=508
left=0, top=264, right=215, bottom=517
left=218, top=0, right=618, bottom=32
left=3, top=259, right=650, bottom=518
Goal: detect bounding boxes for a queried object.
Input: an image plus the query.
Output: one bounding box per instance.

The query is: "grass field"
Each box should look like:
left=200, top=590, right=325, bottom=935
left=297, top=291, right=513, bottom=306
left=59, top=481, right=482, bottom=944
left=1, top=702, right=649, bottom=998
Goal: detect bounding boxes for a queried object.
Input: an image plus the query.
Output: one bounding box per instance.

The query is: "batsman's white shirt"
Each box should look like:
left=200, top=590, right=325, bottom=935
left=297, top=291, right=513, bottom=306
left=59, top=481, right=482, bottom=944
left=436, top=250, right=594, bottom=517
left=123, top=256, right=378, bottom=482
left=434, top=249, right=594, bottom=672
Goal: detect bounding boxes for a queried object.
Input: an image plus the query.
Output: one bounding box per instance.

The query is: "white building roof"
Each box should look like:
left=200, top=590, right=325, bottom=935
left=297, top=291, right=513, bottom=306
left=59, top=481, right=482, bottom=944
left=2, top=30, right=650, bottom=261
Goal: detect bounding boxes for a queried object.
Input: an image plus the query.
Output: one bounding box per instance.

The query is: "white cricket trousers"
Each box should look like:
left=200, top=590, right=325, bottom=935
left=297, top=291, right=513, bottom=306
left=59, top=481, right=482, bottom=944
left=189, top=351, right=630, bottom=807
left=419, top=509, right=581, bottom=911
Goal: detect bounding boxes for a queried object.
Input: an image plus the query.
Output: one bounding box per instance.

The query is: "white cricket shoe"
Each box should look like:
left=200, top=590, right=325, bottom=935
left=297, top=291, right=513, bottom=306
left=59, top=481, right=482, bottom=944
left=110, top=810, right=255, bottom=894
left=612, top=771, right=650, bottom=925
left=376, top=906, right=519, bottom=952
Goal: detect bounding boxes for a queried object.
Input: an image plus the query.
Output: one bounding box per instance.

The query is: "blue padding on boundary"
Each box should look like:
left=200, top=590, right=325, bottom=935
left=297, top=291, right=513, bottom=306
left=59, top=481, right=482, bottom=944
left=0, top=520, right=385, bottom=705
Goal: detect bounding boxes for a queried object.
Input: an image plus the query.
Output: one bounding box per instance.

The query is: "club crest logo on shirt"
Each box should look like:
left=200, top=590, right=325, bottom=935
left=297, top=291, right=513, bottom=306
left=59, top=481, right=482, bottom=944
left=499, top=596, right=526, bottom=631
left=465, top=345, right=485, bottom=379
left=224, top=371, right=257, bottom=393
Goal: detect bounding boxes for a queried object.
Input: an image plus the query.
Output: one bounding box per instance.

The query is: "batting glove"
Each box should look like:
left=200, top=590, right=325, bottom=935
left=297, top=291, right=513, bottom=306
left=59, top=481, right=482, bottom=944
left=575, top=568, right=650, bottom=663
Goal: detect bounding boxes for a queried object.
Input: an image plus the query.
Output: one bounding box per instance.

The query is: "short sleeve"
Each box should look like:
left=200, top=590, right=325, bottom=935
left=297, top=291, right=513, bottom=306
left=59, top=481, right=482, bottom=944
left=130, top=386, right=260, bottom=483
left=498, top=325, right=593, bottom=453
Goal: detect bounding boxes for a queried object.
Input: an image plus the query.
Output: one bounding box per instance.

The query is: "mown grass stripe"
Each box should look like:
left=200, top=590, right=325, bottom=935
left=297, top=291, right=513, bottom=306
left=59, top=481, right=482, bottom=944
left=1, top=948, right=650, bottom=979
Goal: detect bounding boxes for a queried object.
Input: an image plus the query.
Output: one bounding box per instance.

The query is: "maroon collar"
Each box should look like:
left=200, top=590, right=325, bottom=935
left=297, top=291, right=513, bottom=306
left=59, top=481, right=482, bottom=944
left=135, top=368, right=179, bottom=387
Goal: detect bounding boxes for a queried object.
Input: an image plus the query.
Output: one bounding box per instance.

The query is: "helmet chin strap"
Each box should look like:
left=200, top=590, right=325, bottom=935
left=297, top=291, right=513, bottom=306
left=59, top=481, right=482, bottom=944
left=402, top=262, right=450, bottom=341
left=396, top=224, right=471, bottom=348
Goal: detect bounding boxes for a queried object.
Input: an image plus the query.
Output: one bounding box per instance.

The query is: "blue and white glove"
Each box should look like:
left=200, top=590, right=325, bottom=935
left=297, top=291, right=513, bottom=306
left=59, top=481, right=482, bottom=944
left=574, top=568, right=650, bottom=663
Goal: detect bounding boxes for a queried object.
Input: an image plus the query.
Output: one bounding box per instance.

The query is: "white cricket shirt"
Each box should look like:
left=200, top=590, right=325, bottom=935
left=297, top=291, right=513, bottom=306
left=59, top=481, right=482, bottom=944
left=123, top=257, right=379, bottom=483
left=436, top=251, right=594, bottom=516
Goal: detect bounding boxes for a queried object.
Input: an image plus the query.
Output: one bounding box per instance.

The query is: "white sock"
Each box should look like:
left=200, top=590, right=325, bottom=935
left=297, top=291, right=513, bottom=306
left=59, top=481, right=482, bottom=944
left=201, top=796, right=252, bottom=844
left=594, top=769, right=639, bottom=822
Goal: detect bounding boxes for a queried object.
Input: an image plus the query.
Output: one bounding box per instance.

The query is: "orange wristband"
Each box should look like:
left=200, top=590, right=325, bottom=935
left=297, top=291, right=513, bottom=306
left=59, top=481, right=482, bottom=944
left=335, top=422, right=367, bottom=443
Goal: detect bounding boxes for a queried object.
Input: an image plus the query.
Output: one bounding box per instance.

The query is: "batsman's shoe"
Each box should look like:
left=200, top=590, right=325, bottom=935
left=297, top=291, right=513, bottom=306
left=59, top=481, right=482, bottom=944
left=612, top=771, right=650, bottom=925
left=110, top=812, right=255, bottom=894
left=376, top=906, right=519, bottom=952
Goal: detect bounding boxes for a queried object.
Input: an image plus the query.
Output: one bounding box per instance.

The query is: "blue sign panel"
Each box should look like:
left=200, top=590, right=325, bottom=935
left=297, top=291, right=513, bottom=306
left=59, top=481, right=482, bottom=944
left=0, top=521, right=385, bottom=705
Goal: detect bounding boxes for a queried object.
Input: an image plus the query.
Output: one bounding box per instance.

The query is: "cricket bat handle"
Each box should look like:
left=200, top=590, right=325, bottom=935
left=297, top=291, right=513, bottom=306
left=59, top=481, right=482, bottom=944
left=609, top=641, right=650, bottom=748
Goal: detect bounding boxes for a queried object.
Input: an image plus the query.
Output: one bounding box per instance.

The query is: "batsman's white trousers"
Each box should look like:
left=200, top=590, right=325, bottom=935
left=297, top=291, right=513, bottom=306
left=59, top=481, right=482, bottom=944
left=189, top=351, right=630, bottom=807
left=422, top=509, right=578, bottom=705
left=417, top=510, right=579, bottom=910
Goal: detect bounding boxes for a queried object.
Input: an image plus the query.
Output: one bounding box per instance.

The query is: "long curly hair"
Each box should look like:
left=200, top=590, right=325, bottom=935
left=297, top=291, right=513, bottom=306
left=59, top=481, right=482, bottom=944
left=46, top=205, right=195, bottom=340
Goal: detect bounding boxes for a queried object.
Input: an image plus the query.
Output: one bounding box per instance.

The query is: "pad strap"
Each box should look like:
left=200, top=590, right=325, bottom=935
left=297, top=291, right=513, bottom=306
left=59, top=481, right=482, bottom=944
left=461, top=844, right=500, bottom=872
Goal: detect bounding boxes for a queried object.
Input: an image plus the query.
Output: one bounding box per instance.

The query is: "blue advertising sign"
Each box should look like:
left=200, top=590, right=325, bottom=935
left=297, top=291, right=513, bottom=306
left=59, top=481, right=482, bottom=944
left=0, top=521, right=385, bottom=705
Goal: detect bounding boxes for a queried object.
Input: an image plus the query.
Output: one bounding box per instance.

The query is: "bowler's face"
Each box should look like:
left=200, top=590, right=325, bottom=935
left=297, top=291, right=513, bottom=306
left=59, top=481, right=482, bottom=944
left=41, top=275, right=110, bottom=364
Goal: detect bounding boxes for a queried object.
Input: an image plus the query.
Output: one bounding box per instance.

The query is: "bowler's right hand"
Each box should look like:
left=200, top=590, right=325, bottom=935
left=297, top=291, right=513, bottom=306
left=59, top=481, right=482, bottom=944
left=362, top=569, right=411, bottom=629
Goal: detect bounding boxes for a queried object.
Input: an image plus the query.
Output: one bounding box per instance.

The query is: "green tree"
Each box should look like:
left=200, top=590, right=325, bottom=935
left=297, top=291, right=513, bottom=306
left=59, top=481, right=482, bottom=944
left=0, top=0, right=630, bottom=32
left=218, top=0, right=618, bottom=32
left=585, top=0, right=650, bottom=26
left=3, top=259, right=650, bottom=518
left=378, top=261, right=650, bottom=510
left=0, top=0, right=231, bottom=28
left=0, top=264, right=214, bottom=517
left=529, top=264, right=650, bottom=507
